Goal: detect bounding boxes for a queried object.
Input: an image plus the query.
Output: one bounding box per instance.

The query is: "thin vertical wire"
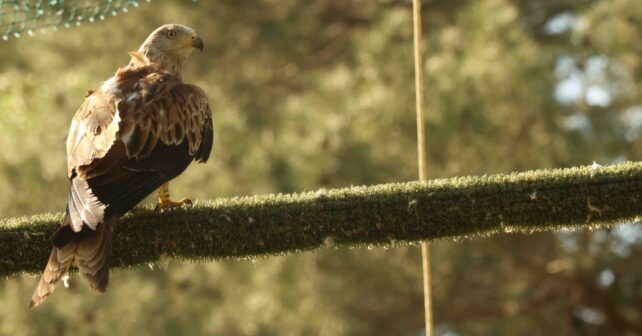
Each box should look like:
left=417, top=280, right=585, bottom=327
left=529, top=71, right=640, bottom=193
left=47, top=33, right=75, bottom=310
left=412, top=0, right=433, bottom=335
left=413, top=1, right=427, bottom=183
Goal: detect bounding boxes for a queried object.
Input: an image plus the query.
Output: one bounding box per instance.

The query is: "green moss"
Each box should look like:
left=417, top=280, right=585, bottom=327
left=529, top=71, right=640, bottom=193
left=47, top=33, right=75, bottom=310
left=2, top=162, right=642, bottom=277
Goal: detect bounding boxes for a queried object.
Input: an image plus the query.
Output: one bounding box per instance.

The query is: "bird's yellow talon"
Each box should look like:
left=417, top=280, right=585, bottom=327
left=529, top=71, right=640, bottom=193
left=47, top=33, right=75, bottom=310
left=155, top=183, right=192, bottom=213
left=154, top=198, right=192, bottom=213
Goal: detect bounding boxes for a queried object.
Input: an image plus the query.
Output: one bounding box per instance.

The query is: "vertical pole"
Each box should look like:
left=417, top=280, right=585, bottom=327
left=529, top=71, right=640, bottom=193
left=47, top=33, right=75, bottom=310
left=421, top=243, right=433, bottom=336
left=412, top=0, right=433, bottom=335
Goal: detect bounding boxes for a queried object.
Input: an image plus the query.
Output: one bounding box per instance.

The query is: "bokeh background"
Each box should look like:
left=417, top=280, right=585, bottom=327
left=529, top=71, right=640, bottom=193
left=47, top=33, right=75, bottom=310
left=1, top=0, right=641, bottom=335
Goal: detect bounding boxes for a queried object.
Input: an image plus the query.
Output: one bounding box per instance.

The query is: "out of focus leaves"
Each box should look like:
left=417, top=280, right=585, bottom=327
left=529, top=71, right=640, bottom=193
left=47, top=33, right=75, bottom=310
left=0, top=0, right=640, bottom=335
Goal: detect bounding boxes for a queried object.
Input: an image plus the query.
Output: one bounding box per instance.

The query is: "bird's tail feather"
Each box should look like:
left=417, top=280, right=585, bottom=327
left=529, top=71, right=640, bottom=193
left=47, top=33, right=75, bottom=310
left=76, top=217, right=116, bottom=292
left=30, top=216, right=116, bottom=308
left=30, top=242, right=75, bottom=308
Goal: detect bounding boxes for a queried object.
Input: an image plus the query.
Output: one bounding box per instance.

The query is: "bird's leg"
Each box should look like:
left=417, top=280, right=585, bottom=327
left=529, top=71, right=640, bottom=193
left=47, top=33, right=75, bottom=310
left=154, top=182, right=192, bottom=212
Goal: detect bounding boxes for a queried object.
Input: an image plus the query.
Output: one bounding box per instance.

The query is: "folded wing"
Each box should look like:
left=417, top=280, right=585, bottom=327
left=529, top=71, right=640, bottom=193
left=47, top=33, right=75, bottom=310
left=61, top=64, right=213, bottom=235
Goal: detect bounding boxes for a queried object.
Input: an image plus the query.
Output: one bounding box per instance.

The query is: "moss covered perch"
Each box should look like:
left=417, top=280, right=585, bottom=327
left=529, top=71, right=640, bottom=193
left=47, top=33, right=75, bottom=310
left=2, top=162, right=642, bottom=277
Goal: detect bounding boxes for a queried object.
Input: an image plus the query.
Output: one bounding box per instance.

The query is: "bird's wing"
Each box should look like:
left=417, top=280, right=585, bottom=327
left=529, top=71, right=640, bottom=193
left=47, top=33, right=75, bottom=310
left=116, top=76, right=213, bottom=164
left=66, top=87, right=121, bottom=179
left=63, top=67, right=213, bottom=233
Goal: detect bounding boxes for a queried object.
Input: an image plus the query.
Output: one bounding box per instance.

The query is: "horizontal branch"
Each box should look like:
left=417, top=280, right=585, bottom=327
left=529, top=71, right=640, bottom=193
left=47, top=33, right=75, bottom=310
left=2, top=162, right=642, bottom=278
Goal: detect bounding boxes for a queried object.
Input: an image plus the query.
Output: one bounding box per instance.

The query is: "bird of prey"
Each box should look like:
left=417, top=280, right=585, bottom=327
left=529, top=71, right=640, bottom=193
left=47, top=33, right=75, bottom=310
left=30, top=24, right=213, bottom=308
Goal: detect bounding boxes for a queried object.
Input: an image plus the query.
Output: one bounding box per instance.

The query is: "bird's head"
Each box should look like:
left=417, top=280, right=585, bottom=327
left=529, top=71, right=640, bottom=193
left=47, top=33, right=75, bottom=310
left=136, top=24, right=203, bottom=75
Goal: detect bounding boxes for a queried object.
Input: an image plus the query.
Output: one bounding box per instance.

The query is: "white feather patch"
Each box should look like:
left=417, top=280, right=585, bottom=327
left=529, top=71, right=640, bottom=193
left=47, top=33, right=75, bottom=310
left=100, top=77, right=119, bottom=94
left=126, top=92, right=140, bottom=103
left=112, top=109, right=122, bottom=125
left=74, top=120, right=87, bottom=147
left=121, top=123, right=135, bottom=145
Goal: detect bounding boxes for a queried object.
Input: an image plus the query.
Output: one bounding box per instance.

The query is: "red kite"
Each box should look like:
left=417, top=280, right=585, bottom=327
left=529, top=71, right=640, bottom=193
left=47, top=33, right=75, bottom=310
left=31, top=24, right=213, bottom=308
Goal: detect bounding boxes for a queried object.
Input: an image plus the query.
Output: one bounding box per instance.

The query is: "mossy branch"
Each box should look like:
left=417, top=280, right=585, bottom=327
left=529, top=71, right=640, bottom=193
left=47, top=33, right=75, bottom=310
left=2, top=162, right=642, bottom=278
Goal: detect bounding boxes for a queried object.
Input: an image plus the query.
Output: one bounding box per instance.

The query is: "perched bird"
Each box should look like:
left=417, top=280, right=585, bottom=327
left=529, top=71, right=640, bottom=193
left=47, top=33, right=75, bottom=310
left=30, top=24, right=213, bottom=308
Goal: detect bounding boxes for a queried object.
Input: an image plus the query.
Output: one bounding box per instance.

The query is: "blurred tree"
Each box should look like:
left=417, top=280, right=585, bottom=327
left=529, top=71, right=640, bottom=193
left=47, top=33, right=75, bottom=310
left=0, top=0, right=640, bottom=335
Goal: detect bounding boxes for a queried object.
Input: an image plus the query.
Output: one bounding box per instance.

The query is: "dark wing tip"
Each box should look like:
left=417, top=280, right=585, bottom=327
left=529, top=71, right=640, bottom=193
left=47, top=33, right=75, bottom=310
left=29, top=296, right=44, bottom=309
left=195, top=121, right=213, bottom=163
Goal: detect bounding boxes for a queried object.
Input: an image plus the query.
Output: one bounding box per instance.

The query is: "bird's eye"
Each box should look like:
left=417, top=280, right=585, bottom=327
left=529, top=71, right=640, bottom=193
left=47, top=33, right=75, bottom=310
left=166, top=30, right=176, bottom=39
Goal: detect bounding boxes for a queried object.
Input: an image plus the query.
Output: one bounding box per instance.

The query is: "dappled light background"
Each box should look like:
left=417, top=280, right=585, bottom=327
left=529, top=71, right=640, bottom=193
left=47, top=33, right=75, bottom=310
left=0, top=0, right=641, bottom=335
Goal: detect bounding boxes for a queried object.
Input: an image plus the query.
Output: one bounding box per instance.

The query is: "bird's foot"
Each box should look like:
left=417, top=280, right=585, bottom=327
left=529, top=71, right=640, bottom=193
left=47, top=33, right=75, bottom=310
left=154, top=198, right=193, bottom=213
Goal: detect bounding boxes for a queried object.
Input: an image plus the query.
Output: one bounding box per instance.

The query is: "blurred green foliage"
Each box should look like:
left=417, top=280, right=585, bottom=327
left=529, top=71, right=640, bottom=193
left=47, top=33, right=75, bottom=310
left=0, top=0, right=640, bottom=335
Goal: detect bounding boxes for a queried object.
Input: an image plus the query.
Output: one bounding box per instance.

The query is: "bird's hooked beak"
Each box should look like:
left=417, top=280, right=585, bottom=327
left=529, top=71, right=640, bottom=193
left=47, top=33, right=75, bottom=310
left=192, top=36, right=204, bottom=52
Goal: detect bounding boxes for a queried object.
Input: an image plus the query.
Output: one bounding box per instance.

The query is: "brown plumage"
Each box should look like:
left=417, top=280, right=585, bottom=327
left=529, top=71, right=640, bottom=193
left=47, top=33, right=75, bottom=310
left=30, top=24, right=212, bottom=308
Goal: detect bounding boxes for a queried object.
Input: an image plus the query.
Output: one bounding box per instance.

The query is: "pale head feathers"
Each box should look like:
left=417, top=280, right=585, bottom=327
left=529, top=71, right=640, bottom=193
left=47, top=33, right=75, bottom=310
left=132, top=24, right=203, bottom=75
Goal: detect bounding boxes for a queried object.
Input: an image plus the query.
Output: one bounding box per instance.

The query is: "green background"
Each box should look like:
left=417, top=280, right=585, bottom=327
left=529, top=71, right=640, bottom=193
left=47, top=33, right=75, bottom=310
left=0, top=0, right=641, bottom=335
